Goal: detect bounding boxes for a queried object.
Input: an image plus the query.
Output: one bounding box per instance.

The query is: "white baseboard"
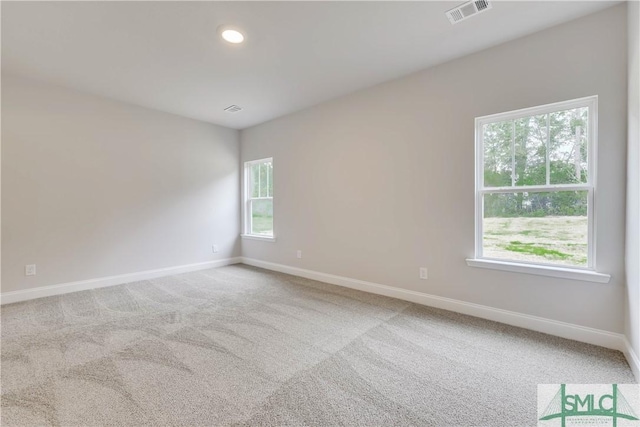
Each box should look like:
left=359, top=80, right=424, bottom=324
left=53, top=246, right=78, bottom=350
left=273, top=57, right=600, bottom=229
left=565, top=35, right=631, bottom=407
left=623, top=337, right=640, bottom=382
left=0, top=257, right=242, bottom=305
left=241, top=257, right=627, bottom=353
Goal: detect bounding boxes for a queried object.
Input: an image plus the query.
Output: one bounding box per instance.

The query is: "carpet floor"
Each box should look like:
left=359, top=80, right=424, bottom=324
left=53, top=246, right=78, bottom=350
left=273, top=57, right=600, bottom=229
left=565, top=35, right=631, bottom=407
left=1, top=264, right=635, bottom=426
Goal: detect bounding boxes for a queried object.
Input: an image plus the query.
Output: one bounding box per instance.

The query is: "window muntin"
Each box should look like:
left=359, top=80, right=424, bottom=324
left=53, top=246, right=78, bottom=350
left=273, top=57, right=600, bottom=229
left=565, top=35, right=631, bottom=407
left=244, top=158, right=273, bottom=237
left=475, top=97, right=596, bottom=269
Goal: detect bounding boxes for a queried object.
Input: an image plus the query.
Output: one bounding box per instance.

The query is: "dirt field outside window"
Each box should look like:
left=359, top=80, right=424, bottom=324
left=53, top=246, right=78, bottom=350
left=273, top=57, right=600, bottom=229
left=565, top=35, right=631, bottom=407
left=483, top=216, right=588, bottom=266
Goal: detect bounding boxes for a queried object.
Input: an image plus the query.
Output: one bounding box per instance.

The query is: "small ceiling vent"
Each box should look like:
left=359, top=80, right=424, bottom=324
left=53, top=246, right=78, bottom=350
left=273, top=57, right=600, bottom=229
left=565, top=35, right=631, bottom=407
left=446, top=0, right=492, bottom=24
left=224, top=105, right=243, bottom=113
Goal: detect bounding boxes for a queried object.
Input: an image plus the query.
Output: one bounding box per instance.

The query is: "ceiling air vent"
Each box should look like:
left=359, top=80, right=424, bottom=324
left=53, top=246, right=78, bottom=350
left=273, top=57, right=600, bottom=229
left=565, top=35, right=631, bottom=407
left=446, top=0, right=492, bottom=24
left=224, top=105, right=243, bottom=113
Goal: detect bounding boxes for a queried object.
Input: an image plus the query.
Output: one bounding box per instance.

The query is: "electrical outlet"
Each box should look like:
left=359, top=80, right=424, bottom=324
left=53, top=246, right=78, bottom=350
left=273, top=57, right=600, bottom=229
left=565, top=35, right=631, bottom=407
left=296, top=250, right=302, bottom=259
left=212, top=245, right=219, bottom=253
left=419, top=267, right=428, bottom=280
left=25, top=264, right=36, bottom=276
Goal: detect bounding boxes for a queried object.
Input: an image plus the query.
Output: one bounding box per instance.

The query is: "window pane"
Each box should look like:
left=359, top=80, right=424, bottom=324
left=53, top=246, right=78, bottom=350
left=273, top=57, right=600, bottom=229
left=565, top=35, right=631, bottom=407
left=514, top=114, right=547, bottom=186
left=549, top=107, right=588, bottom=184
left=483, top=120, right=513, bottom=187
left=483, top=191, right=588, bottom=266
left=267, top=162, right=273, bottom=197
left=259, top=163, right=268, bottom=197
left=251, top=163, right=260, bottom=198
left=251, top=199, right=273, bottom=236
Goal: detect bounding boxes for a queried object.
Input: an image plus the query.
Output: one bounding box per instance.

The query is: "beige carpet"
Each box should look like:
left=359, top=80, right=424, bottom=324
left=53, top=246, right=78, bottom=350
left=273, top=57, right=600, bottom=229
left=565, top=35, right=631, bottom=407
left=1, top=264, right=635, bottom=426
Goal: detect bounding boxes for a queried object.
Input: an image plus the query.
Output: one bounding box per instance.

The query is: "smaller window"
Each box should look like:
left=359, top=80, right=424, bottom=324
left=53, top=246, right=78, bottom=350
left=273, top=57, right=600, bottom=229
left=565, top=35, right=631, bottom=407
left=243, top=158, right=274, bottom=238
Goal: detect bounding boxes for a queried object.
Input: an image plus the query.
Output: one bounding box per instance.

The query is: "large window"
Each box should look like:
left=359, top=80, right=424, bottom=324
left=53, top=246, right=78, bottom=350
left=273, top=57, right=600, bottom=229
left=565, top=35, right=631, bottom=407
left=474, top=97, right=597, bottom=270
left=243, top=158, right=274, bottom=238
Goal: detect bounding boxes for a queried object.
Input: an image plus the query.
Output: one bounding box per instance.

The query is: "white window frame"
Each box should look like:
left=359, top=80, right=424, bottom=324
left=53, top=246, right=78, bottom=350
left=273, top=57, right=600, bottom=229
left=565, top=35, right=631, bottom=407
left=466, top=96, right=610, bottom=283
left=241, top=157, right=276, bottom=242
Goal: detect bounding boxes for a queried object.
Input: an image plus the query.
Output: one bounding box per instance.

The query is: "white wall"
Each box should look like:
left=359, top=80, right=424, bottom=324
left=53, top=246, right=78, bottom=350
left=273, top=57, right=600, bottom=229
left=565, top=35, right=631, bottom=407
left=2, top=75, right=240, bottom=293
left=241, top=5, right=628, bottom=333
left=627, top=0, right=640, bottom=358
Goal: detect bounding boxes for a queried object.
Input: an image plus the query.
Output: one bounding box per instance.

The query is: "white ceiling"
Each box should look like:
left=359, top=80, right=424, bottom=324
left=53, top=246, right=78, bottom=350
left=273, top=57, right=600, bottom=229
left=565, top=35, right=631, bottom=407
left=2, top=1, right=619, bottom=130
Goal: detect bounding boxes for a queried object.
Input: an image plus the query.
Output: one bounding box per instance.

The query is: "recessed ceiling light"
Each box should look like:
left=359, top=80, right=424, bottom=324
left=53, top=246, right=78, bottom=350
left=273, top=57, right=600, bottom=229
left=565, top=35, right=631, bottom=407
left=218, top=26, right=245, bottom=44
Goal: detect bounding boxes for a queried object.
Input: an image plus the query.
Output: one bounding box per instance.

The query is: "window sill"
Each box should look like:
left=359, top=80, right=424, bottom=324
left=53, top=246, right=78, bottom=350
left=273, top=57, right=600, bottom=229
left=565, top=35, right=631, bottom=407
left=465, top=258, right=610, bottom=283
left=241, top=234, right=277, bottom=242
